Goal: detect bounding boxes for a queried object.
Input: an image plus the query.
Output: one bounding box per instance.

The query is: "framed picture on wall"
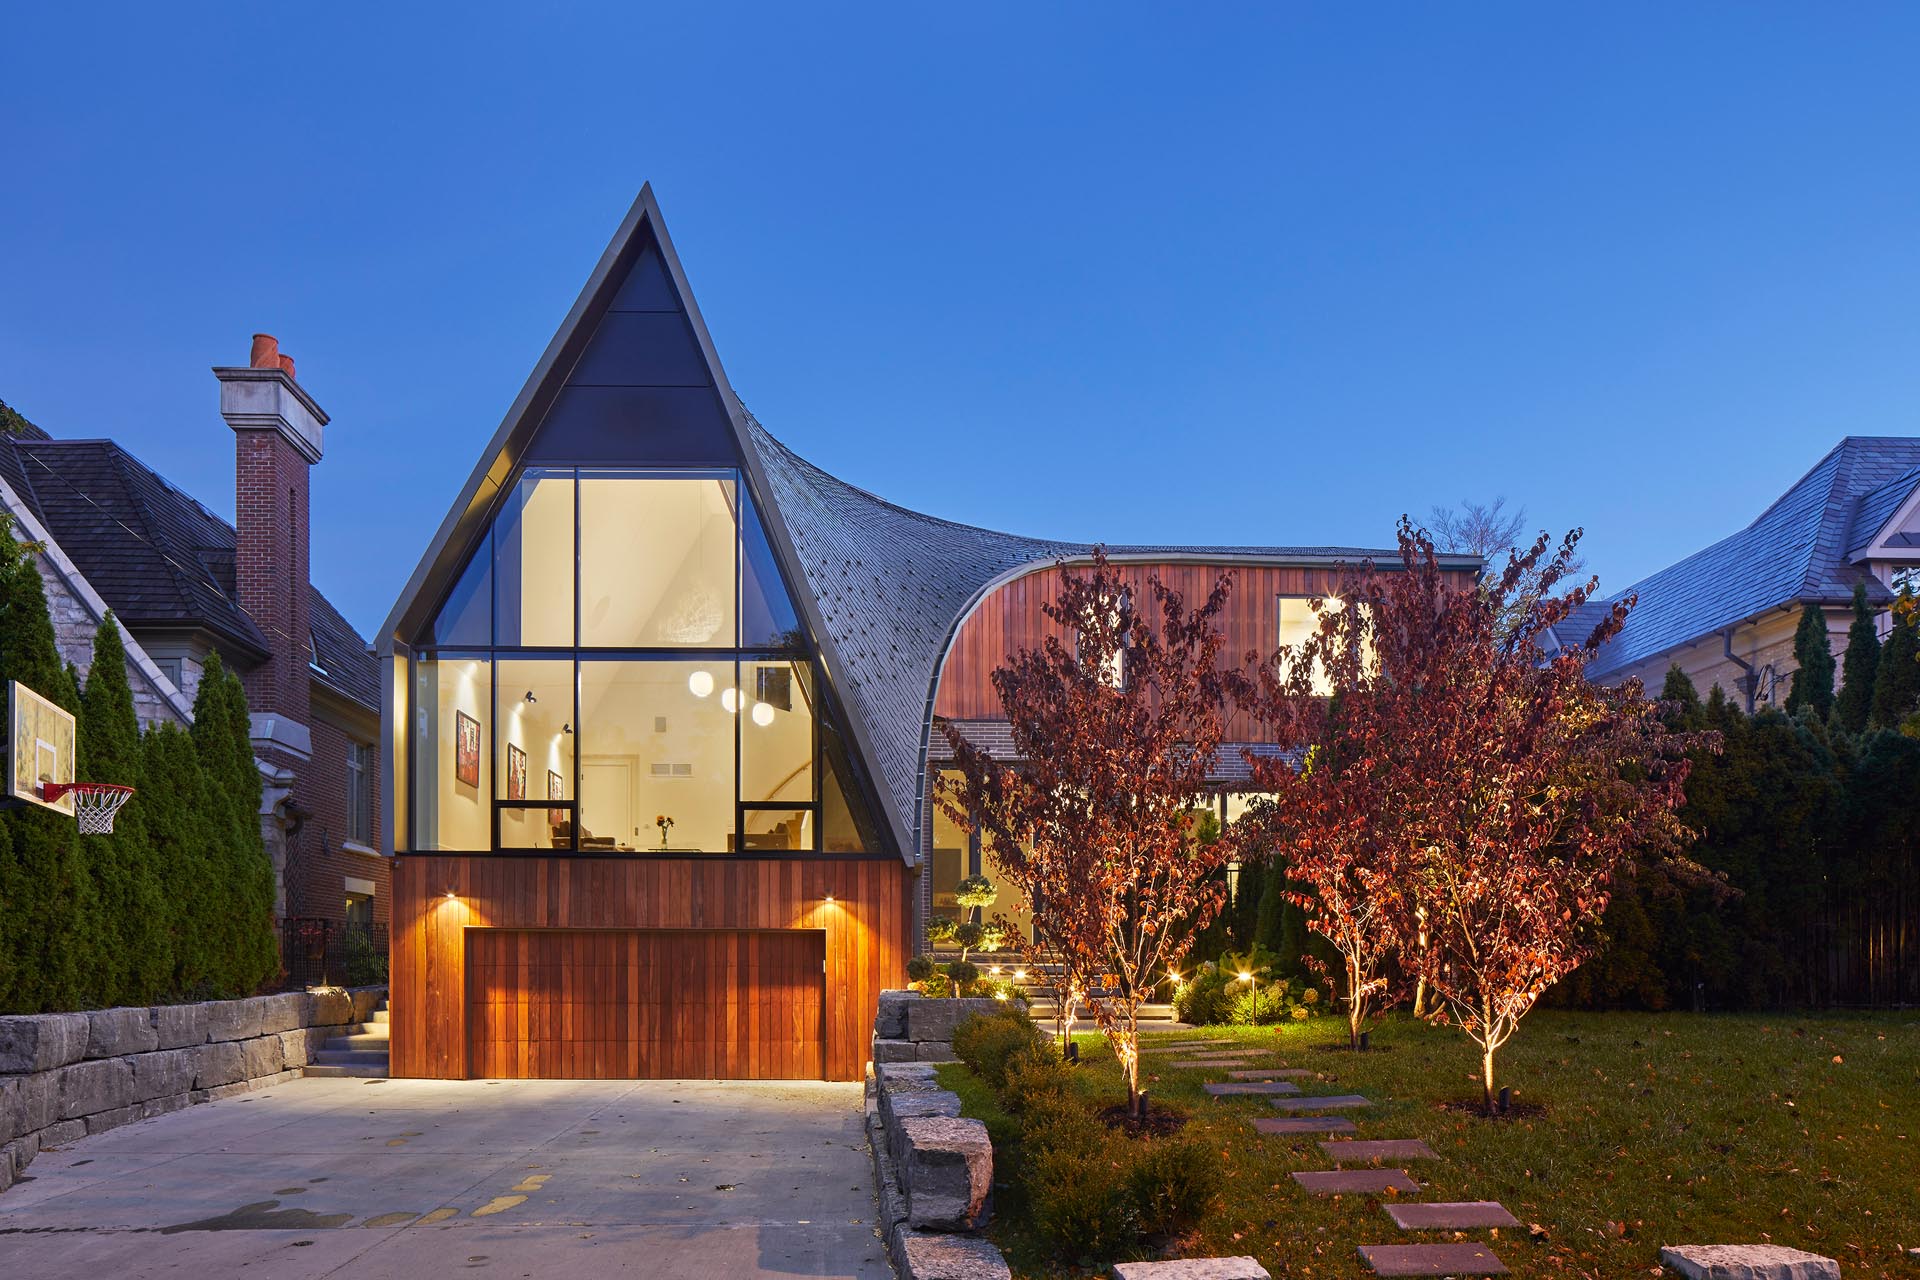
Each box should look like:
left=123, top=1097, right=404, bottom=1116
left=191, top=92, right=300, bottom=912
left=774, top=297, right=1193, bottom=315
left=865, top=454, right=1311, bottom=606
left=548, top=769, right=565, bottom=830
left=454, top=710, right=480, bottom=789
left=506, top=743, right=527, bottom=801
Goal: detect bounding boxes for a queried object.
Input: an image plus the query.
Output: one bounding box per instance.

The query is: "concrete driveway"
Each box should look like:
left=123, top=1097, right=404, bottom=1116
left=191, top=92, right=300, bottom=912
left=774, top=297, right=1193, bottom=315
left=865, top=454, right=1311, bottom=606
left=0, top=1075, right=891, bottom=1279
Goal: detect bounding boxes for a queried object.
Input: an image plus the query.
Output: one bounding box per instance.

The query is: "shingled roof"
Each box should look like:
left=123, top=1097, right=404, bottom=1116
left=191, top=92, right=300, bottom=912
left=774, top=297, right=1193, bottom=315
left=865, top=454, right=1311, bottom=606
left=1584, top=436, right=1920, bottom=679
left=0, top=435, right=379, bottom=713
left=744, top=412, right=1416, bottom=837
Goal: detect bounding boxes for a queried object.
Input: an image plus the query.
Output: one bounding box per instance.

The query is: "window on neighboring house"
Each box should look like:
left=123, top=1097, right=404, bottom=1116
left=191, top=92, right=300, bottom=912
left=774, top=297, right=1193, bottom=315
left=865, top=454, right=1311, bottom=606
left=309, top=631, right=328, bottom=676
left=155, top=658, right=182, bottom=690
left=346, top=740, right=372, bottom=844
left=344, top=891, right=373, bottom=929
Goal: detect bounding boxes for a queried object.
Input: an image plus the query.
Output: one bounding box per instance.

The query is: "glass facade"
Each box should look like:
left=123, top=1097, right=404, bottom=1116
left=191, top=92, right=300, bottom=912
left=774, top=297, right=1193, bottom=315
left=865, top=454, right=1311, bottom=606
left=406, top=468, right=882, bottom=855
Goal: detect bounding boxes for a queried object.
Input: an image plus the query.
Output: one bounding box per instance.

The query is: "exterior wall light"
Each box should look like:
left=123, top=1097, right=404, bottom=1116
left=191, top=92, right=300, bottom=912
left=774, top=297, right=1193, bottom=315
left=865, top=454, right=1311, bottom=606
left=444, top=888, right=458, bottom=901
left=523, top=690, right=537, bottom=703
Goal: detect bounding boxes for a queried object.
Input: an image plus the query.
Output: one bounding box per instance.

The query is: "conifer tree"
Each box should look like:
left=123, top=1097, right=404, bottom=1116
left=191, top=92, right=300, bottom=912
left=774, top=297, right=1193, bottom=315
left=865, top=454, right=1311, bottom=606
left=0, top=525, right=95, bottom=1011
left=80, top=615, right=167, bottom=1002
left=190, top=654, right=278, bottom=994
left=1835, top=583, right=1881, bottom=734
left=1870, top=591, right=1919, bottom=729
left=142, top=722, right=217, bottom=995
left=1784, top=603, right=1836, bottom=721
left=1661, top=665, right=1703, bottom=725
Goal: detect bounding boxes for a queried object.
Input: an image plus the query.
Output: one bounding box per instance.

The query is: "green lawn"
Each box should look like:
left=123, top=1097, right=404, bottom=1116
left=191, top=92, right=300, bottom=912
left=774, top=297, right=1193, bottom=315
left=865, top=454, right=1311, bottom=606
left=940, top=1010, right=1919, bottom=1278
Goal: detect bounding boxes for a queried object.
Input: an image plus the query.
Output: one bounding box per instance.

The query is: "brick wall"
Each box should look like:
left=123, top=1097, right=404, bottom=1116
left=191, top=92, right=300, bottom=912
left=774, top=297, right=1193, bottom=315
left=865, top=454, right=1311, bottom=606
left=233, top=428, right=311, bottom=752
left=296, top=709, right=390, bottom=928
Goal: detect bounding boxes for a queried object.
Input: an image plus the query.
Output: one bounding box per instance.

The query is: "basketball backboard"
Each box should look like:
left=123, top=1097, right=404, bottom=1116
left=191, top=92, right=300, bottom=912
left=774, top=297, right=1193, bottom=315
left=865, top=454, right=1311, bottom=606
left=8, top=680, right=75, bottom=814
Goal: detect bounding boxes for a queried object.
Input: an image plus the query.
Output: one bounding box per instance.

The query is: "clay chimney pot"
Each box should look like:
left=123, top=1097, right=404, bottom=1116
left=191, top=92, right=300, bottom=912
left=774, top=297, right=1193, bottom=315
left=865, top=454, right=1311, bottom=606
left=277, top=353, right=297, bottom=380
left=249, top=333, right=280, bottom=370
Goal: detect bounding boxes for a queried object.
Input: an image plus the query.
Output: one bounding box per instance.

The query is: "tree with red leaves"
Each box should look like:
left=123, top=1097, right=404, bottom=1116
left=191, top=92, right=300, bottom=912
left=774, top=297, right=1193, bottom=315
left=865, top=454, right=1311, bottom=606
left=1239, top=521, right=1708, bottom=1111
left=939, top=551, right=1242, bottom=1118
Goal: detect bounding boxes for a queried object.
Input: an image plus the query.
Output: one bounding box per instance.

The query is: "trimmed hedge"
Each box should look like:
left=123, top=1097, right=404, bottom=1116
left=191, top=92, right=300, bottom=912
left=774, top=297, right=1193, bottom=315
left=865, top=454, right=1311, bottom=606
left=0, top=521, right=280, bottom=1012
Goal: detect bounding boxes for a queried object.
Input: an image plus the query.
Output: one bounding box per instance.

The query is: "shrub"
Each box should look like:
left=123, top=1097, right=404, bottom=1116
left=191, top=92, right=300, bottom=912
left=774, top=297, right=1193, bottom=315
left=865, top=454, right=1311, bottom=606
left=344, top=928, right=388, bottom=986
left=946, top=959, right=980, bottom=990
left=1128, top=1136, right=1225, bottom=1235
left=1001, top=1045, right=1077, bottom=1117
left=1173, top=964, right=1235, bottom=1026
left=952, top=1010, right=1046, bottom=1089
left=1024, top=1137, right=1139, bottom=1259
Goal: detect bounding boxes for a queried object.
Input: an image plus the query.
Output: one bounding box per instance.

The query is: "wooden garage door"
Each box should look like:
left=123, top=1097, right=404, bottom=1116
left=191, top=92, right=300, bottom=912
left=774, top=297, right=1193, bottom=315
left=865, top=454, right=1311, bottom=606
left=465, top=929, right=825, bottom=1079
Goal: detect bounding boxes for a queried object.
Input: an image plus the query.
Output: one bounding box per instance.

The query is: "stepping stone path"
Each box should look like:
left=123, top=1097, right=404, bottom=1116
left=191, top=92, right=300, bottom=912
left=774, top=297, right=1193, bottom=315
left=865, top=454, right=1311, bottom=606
left=1321, top=1139, right=1438, bottom=1163
left=1236, top=1075, right=1515, bottom=1277
left=1228, top=1068, right=1312, bottom=1080
left=1358, top=1243, right=1508, bottom=1276
left=1254, top=1116, right=1359, bottom=1136
left=1386, top=1202, right=1520, bottom=1230
left=1268, top=1093, right=1372, bottom=1110
left=1204, top=1081, right=1302, bottom=1097
left=1172, top=1057, right=1271, bottom=1069
left=1293, top=1169, right=1420, bottom=1196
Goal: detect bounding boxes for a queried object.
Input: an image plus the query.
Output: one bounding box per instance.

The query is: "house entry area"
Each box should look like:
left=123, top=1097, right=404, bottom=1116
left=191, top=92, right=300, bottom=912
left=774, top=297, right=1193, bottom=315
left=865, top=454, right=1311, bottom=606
left=466, top=927, right=826, bottom=1079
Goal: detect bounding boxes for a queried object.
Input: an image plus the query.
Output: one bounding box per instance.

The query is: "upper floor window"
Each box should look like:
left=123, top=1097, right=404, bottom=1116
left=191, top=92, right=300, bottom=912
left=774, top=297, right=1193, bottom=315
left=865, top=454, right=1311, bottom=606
left=1277, top=595, right=1335, bottom=696
left=345, top=739, right=372, bottom=844
left=406, top=468, right=879, bottom=856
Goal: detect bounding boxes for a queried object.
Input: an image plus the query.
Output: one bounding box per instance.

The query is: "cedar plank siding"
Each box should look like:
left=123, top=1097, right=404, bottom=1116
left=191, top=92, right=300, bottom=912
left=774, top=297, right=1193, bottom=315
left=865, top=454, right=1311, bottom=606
left=391, top=855, right=906, bottom=1081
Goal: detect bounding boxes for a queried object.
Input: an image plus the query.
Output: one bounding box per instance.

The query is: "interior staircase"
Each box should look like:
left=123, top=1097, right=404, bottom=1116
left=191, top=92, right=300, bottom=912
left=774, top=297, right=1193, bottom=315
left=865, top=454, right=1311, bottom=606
left=305, top=996, right=390, bottom=1078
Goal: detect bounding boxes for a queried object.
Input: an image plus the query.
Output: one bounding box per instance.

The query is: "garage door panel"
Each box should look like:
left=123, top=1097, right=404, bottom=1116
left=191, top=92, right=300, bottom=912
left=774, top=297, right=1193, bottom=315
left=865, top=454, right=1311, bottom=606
left=466, top=928, right=824, bottom=1080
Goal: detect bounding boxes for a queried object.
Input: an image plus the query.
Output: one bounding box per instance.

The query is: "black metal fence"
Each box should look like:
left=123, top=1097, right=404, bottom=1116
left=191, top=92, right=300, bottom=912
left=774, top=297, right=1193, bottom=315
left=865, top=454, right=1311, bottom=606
left=279, top=917, right=389, bottom=990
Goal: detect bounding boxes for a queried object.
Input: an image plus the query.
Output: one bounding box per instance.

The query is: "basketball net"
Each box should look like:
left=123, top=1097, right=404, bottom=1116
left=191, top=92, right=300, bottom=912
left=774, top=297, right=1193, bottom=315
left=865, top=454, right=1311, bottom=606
left=42, top=782, right=136, bottom=835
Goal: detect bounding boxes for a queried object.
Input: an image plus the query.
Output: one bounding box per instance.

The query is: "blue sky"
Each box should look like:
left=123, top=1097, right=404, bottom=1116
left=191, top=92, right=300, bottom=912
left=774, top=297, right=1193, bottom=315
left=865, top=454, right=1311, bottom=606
left=3, top=6, right=1918, bottom=636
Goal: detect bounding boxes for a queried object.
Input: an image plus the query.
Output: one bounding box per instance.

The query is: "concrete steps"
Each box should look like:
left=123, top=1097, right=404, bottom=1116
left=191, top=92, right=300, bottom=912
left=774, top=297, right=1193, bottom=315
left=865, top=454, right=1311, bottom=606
left=305, top=996, right=390, bottom=1078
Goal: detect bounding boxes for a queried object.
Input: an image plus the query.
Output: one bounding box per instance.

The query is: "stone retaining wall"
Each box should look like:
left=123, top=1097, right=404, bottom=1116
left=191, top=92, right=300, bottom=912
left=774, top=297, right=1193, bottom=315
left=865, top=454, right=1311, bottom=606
left=872, top=990, right=1008, bottom=1064
left=866, top=989, right=1011, bottom=1280
left=0, top=986, right=384, bottom=1195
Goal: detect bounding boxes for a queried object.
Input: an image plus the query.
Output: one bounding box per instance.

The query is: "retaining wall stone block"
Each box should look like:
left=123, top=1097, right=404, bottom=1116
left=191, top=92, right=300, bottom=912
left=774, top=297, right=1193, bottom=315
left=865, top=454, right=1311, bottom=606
left=255, top=993, right=305, bottom=1036
left=893, top=1231, right=1013, bottom=1280
left=873, top=1039, right=919, bottom=1064
left=875, top=990, right=921, bottom=1040
left=0, top=1013, right=90, bottom=1073
left=899, top=1115, right=992, bottom=1231
left=85, top=1103, right=147, bottom=1136
left=36, top=1118, right=86, bottom=1147
left=904, top=998, right=1005, bottom=1045
left=205, top=998, right=264, bottom=1044
left=190, top=1041, right=246, bottom=1090
left=306, top=989, right=354, bottom=1026
left=131, top=1048, right=195, bottom=1103
left=150, top=1003, right=208, bottom=1050
left=56, top=1058, right=134, bottom=1120
left=86, top=1008, right=159, bottom=1058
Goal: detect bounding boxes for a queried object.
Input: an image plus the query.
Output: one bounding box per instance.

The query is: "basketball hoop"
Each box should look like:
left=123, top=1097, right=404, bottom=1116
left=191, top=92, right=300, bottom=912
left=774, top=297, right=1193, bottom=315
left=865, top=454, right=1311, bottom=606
left=42, top=782, right=136, bottom=835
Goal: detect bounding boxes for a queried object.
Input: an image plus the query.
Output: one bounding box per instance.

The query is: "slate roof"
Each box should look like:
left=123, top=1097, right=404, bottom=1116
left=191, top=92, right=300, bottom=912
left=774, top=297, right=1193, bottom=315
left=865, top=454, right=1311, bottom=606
left=1584, top=437, right=1920, bottom=678
left=0, top=436, right=379, bottom=713
left=743, top=412, right=1403, bottom=834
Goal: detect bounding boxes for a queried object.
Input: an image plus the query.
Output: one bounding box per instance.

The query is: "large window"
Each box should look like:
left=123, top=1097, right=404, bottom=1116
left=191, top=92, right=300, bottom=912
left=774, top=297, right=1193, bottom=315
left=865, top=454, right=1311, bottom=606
left=406, top=468, right=882, bottom=855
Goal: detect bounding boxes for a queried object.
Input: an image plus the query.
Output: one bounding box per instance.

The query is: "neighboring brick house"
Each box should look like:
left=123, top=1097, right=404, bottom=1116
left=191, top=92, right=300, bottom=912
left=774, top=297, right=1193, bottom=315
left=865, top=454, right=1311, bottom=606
left=1559, top=436, right=1920, bottom=707
left=0, top=337, right=387, bottom=948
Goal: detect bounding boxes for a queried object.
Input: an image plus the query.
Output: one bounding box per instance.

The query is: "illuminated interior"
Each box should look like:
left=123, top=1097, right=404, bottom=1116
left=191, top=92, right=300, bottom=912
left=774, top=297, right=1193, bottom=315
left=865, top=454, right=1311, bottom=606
left=406, top=468, right=880, bottom=853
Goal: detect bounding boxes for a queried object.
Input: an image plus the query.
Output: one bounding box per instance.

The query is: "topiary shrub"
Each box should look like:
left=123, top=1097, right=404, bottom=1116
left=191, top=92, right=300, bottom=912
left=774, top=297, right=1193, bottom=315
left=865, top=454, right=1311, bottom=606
left=1173, top=964, right=1235, bottom=1026
left=1128, top=1135, right=1226, bottom=1235
left=952, top=1010, right=1046, bottom=1089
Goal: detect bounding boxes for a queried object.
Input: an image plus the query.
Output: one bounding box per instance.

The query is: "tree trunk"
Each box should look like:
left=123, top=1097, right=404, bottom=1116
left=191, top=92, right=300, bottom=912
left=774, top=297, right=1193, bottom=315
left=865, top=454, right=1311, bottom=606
left=1116, top=1025, right=1140, bottom=1115
left=1481, top=1043, right=1497, bottom=1116
left=1412, top=976, right=1427, bottom=1020
left=1347, top=952, right=1364, bottom=1049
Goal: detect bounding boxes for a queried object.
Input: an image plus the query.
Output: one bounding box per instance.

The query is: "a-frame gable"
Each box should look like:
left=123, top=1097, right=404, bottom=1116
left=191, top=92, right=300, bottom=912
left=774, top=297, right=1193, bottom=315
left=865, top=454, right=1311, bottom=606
left=379, top=185, right=913, bottom=859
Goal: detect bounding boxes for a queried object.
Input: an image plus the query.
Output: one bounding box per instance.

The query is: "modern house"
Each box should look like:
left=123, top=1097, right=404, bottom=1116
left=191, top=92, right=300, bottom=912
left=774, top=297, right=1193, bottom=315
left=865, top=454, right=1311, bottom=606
left=1563, top=436, right=1920, bottom=707
left=377, top=187, right=1477, bottom=1081
left=0, top=344, right=386, bottom=951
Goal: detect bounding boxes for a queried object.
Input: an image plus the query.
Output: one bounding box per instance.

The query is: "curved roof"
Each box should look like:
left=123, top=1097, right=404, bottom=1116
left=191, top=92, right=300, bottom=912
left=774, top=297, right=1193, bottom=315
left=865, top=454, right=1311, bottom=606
left=743, top=413, right=1425, bottom=842
left=380, top=186, right=1455, bottom=859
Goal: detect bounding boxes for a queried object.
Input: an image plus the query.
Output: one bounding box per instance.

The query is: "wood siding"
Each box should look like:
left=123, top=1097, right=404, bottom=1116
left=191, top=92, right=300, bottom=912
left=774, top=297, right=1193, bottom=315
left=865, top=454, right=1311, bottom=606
left=934, top=562, right=1352, bottom=741
left=392, top=855, right=906, bottom=1081
left=466, top=928, right=825, bottom=1079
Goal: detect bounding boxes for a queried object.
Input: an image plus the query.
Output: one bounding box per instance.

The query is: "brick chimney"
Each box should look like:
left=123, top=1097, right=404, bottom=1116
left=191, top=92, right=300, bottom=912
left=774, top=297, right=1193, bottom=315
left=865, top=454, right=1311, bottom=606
left=214, top=334, right=327, bottom=766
